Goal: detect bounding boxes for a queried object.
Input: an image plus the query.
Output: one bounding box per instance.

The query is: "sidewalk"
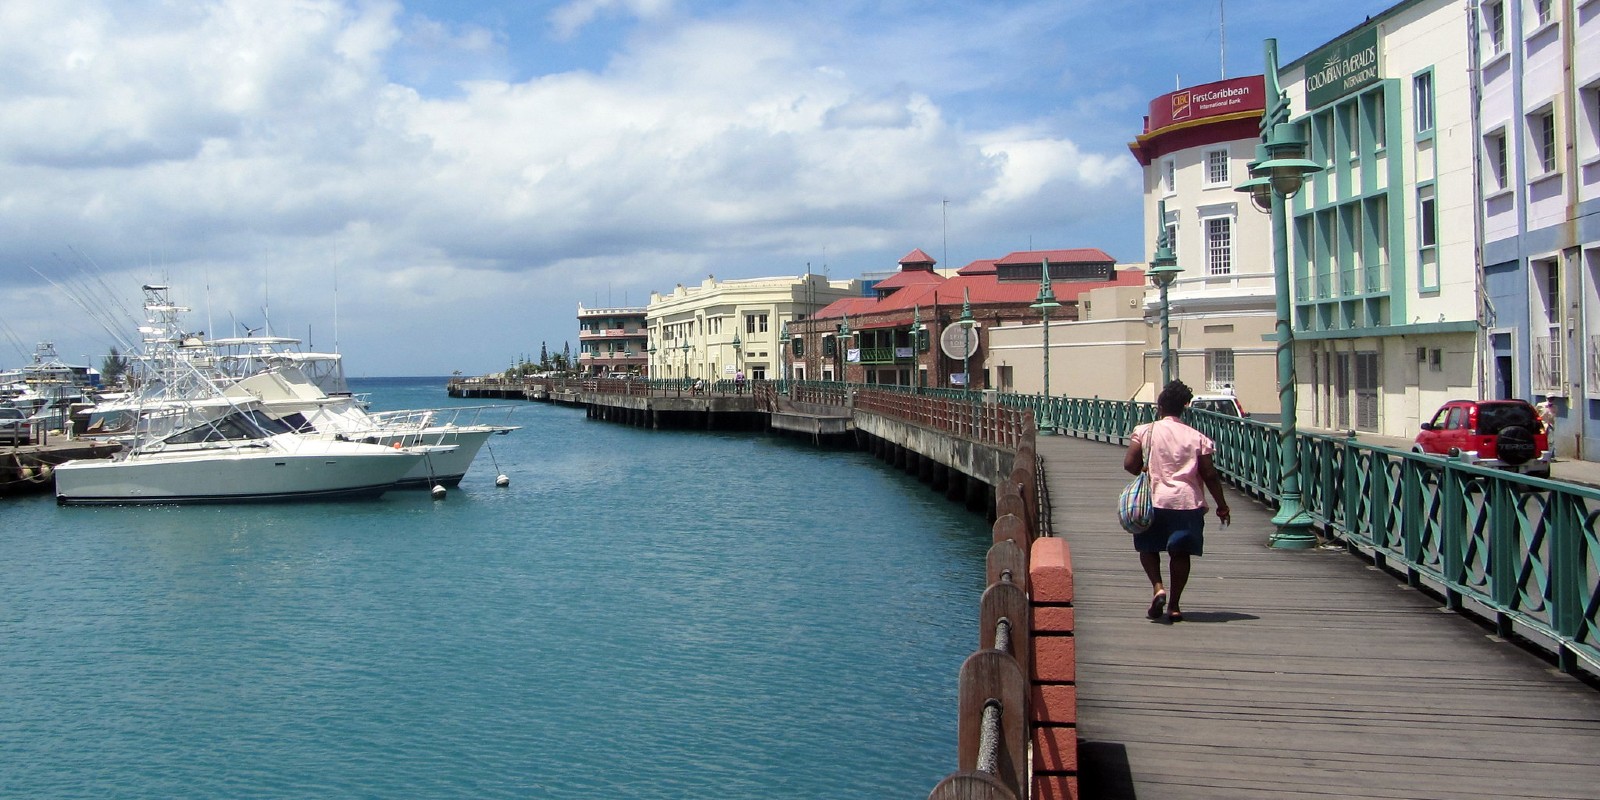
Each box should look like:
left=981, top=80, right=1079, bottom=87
left=1036, top=433, right=1600, bottom=799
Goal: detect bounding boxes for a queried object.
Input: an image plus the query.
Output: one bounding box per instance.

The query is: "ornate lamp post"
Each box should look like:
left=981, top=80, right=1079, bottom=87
left=779, top=321, right=789, bottom=385
left=679, top=340, right=691, bottom=397
left=1031, top=257, right=1061, bottom=433
left=958, top=288, right=977, bottom=403
left=647, top=343, right=657, bottom=387
left=731, top=331, right=743, bottom=392
left=838, top=315, right=852, bottom=384
left=1147, top=200, right=1184, bottom=389
left=1234, top=38, right=1325, bottom=549
left=910, top=305, right=926, bottom=390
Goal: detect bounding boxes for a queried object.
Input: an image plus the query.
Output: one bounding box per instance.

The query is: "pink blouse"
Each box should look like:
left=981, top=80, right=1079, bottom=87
left=1131, top=418, right=1215, bottom=511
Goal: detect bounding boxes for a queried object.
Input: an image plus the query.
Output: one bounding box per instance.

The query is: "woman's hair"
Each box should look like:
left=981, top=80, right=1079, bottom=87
left=1157, top=380, right=1194, bottom=416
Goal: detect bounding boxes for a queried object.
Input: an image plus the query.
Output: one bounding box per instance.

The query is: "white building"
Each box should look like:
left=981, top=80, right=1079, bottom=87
left=645, top=274, right=861, bottom=383
left=1130, top=75, right=1280, bottom=412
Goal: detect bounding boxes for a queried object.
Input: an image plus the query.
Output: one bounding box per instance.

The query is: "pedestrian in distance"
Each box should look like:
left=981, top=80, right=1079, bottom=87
left=734, top=369, right=746, bottom=395
left=1536, top=398, right=1557, bottom=461
left=1123, top=380, right=1231, bottom=623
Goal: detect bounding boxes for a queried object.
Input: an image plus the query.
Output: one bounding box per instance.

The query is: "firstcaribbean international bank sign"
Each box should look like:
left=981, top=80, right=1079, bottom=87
left=1306, top=27, right=1381, bottom=109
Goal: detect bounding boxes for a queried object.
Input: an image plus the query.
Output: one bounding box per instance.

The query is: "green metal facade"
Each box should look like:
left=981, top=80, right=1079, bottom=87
left=1292, top=78, right=1409, bottom=337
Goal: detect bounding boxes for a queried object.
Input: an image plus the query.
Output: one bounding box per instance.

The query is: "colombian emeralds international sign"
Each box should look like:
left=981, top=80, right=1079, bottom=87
left=1305, top=27, right=1380, bottom=109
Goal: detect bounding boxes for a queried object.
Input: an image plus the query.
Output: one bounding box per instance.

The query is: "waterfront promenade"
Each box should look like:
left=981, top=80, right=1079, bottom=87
left=1037, top=433, right=1600, bottom=799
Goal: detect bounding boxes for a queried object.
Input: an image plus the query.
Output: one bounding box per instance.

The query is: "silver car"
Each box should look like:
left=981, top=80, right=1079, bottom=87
left=0, top=407, right=29, bottom=445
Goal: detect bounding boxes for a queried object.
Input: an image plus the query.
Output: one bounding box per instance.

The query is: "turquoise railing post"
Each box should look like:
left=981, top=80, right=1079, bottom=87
left=1439, top=460, right=1468, bottom=612
left=1550, top=492, right=1583, bottom=674
left=1401, top=460, right=1425, bottom=585
left=1489, top=477, right=1518, bottom=638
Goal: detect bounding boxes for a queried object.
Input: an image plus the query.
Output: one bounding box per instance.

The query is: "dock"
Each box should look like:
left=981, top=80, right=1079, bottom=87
left=1, top=440, right=121, bottom=496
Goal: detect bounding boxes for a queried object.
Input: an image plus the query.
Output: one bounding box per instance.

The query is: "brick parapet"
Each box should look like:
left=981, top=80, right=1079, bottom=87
left=1029, top=536, right=1077, bottom=800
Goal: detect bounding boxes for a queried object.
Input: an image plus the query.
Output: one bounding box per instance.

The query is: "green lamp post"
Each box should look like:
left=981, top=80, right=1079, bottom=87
left=779, top=321, right=789, bottom=385
left=679, top=340, right=691, bottom=397
left=1234, top=38, right=1325, bottom=549
left=910, top=305, right=926, bottom=390
left=1147, top=200, right=1184, bottom=389
left=731, top=331, right=742, bottom=392
left=958, top=288, right=977, bottom=403
left=838, top=315, right=852, bottom=384
left=646, top=343, right=657, bottom=387
left=1031, top=258, right=1061, bottom=433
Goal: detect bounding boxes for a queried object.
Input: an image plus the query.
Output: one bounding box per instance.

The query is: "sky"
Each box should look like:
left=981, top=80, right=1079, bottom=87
left=0, top=0, right=1399, bottom=377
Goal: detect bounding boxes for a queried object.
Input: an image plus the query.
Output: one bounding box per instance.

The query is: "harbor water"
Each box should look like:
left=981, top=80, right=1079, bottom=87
left=0, top=376, right=990, bottom=798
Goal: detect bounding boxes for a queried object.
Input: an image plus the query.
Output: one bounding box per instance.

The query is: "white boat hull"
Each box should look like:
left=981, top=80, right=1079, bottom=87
left=55, top=440, right=422, bottom=506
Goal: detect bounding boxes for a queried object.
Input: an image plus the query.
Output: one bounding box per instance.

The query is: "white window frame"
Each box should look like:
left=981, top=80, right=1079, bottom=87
left=1413, top=71, right=1435, bottom=135
left=1527, top=105, right=1558, bottom=177
left=1530, top=0, right=1552, bottom=26
left=1484, top=0, right=1506, bottom=54
left=1202, top=214, right=1233, bottom=276
left=1484, top=127, right=1510, bottom=191
left=1204, top=149, right=1229, bottom=187
left=1162, top=158, right=1176, bottom=196
left=1205, top=349, right=1235, bottom=393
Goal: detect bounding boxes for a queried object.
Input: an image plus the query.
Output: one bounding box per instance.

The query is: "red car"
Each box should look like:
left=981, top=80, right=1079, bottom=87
left=1414, top=399, right=1551, bottom=478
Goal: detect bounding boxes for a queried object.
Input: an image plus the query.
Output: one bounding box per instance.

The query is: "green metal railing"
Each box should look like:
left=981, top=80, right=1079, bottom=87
left=780, top=380, right=1600, bottom=675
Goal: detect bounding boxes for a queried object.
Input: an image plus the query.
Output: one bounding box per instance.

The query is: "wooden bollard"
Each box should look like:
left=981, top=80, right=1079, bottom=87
left=991, top=513, right=1028, bottom=551
left=980, top=580, right=1030, bottom=677
left=986, top=538, right=1028, bottom=594
left=995, top=487, right=1027, bottom=536
left=954, top=649, right=1027, bottom=799
left=927, top=771, right=1016, bottom=800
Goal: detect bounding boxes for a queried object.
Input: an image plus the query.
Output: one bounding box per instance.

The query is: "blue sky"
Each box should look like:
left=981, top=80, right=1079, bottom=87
left=0, top=0, right=1396, bottom=376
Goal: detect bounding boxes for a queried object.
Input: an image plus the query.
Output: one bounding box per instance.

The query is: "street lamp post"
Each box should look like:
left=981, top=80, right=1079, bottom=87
left=731, top=331, right=743, bottom=393
left=1234, top=38, right=1325, bottom=549
left=779, top=321, right=789, bottom=386
left=1031, top=257, right=1061, bottom=433
left=910, top=305, right=926, bottom=391
left=679, top=341, right=691, bottom=397
left=647, top=344, right=657, bottom=391
left=838, top=315, right=852, bottom=384
left=1147, top=200, right=1184, bottom=389
left=958, top=288, right=978, bottom=412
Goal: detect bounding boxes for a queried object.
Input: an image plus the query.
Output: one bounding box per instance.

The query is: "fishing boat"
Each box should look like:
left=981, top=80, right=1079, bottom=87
left=55, top=401, right=428, bottom=505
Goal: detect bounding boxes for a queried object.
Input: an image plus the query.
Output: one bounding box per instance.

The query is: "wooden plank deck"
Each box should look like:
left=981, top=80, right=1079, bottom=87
left=1037, top=435, right=1600, bottom=800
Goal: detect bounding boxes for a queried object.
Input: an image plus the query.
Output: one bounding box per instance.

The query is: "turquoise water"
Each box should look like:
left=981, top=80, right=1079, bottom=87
left=0, top=377, right=989, bottom=798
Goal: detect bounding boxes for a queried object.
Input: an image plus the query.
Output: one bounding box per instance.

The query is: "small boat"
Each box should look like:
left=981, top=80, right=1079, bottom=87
left=55, top=403, right=427, bottom=505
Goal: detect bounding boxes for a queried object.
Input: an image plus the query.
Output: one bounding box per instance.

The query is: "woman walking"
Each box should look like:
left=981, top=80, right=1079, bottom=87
left=1123, top=380, right=1230, bottom=622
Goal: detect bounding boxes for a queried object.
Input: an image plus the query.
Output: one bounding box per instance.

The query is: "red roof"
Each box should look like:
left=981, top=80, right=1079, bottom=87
left=956, top=258, right=998, bottom=276
left=872, top=269, right=946, bottom=291
left=898, top=248, right=937, bottom=267
left=994, top=248, right=1116, bottom=266
left=812, top=268, right=1146, bottom=323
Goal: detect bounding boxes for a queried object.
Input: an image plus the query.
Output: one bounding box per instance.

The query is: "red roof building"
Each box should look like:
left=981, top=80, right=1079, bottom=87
left=787, top=248, right=1140, bottom=388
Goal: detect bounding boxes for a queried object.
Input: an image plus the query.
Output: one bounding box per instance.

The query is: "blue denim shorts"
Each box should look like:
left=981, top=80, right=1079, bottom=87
left=1133, top=507, right=1206, bottom=555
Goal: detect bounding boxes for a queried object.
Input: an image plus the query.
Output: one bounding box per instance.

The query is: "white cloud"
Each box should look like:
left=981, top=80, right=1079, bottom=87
left=0, top=0, right=1146, bottom=375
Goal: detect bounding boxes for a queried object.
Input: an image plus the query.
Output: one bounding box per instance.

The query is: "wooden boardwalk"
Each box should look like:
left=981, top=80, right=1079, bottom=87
left=1037, top=435, right=1600, bottom=800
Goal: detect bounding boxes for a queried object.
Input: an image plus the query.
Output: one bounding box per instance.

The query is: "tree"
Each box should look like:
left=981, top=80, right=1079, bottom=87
left=100, top=346, right=129, bottom=386
left=539, top=341, right=550, bottom=370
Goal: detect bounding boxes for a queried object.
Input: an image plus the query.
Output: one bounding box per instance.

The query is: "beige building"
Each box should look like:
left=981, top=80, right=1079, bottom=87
left=987, top=282, right=1150, bottom=401
left=645, top=274, right=861, bottom=383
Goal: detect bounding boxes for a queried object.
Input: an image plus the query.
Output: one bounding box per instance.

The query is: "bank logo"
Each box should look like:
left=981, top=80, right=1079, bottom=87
left=1171, top=91, right=1192, bottom=121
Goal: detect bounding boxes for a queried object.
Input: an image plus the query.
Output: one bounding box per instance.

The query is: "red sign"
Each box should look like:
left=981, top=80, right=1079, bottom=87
left=1147, top=75, right=1264, bottom=133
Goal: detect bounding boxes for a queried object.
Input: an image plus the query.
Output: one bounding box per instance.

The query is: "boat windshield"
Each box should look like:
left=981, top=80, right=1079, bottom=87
left=162, top=409, right=296, bottom=445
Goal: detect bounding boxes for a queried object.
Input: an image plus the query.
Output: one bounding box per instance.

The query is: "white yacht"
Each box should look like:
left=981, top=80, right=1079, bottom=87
left=55, top=402, right=426, bottom=505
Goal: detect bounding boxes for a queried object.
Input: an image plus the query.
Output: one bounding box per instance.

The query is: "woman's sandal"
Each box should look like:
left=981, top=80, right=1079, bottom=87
left=1167, top=611, right=1184, bottom=623
left=1146, top=592, right=1168, bottom=620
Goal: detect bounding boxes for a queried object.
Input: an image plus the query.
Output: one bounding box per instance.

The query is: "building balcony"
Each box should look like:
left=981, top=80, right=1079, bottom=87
left=579, top=328, right=648, bottom=340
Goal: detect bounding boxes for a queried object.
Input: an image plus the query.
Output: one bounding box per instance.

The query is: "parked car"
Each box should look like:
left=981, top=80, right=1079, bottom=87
left=0, top=407, right=29, bottom=445
left=1413, top=399, right=1551, bottom=478
left=1190, top=393, right=1247, bottom=417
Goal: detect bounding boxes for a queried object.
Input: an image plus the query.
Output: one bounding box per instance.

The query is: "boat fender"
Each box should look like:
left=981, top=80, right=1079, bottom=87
left=31, top=464, right=52, bottom=483
left=431, top=484, right=446, bottom=500
left=495, top=474, right=510, bottom=488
